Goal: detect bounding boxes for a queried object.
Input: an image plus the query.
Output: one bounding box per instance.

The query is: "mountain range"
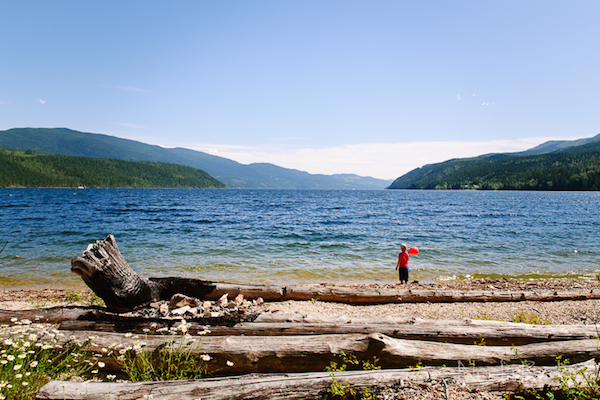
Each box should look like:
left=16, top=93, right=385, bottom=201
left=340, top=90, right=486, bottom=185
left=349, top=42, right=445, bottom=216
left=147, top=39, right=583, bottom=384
left=0, top=128, right=392, bottom=190
left=388, top=133, right=600, bottom=190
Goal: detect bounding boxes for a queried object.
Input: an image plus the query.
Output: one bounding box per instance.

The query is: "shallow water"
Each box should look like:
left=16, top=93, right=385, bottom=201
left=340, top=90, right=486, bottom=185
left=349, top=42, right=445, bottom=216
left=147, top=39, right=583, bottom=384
left=1, top=188, right=599, bottom=287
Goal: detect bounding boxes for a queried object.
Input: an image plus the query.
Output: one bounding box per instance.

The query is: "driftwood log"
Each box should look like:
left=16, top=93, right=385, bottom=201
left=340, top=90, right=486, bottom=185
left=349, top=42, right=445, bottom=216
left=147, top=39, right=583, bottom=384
left=57, top=319, right=600, bottom=346
left=72, top=235, right=600, bottom=312
left=4, top=307, right=597, bottom=347
left=56, top=330, right=600, bottom=374
left=37, top=359, right=600, bottom=400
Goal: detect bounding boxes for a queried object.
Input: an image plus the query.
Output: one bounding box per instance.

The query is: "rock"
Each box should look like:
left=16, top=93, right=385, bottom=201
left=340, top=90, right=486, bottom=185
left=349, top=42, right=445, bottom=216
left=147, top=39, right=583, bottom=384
left=171, top=305, right=191, bottom=315
left=159, top=303, right=169, bottom=316
left=227, top=301, right=238, bottom=311
left=253, top=297, right=264, bottom=306
left=169, top=293, right=199, bottom=309
left=234, top=294, right=245, bottom=305
left=218, top=294, right=228, bottom=308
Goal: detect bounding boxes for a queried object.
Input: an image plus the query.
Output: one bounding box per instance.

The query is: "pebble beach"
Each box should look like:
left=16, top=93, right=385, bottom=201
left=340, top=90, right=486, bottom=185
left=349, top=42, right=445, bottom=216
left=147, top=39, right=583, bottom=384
left=2, top=277, right=600, bottom=399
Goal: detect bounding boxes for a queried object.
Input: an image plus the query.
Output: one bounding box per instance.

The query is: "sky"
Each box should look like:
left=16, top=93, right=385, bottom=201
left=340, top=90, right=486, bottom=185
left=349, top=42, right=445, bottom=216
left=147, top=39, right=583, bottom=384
left=1, top=1, right=599, bottom=180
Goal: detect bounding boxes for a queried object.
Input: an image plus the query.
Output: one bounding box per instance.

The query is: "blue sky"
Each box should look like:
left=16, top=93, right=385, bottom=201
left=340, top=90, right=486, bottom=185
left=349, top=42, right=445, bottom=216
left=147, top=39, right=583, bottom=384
left=1, top=1, right=599, bottom=179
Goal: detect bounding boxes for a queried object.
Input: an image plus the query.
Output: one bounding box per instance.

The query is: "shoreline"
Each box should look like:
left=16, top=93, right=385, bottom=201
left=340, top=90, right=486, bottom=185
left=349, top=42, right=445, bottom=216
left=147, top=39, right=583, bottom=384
left=2, top=277, right=600, bottom=325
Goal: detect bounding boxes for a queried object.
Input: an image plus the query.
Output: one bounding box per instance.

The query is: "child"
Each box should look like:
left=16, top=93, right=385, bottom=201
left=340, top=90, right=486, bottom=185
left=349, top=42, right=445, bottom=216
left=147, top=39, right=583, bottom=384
left=395, top=244, right=409, bottom=284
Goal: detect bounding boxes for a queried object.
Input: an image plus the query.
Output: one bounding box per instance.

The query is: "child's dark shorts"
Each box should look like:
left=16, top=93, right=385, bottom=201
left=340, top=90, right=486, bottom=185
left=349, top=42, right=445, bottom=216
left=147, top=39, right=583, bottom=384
left=399, top=267, right=409, bottom=282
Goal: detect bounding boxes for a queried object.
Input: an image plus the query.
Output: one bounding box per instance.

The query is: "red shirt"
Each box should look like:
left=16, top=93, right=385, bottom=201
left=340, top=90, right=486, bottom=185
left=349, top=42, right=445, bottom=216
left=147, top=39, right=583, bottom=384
left=398, top=251, right=409, bottom=268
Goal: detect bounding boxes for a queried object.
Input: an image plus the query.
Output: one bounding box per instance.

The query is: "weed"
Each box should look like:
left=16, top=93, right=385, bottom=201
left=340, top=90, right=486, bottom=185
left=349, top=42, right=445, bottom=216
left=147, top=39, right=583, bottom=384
left=512, top=311, right=550, bottom=325
left=115, top=320, right=232, bottom=381
left=64, top=290, right=83, bottom=303
left=475, top=334, right=486, bottom=346
left=511, top=357, right=600, bottom=400
left=325, top=351, right=380, bottom=399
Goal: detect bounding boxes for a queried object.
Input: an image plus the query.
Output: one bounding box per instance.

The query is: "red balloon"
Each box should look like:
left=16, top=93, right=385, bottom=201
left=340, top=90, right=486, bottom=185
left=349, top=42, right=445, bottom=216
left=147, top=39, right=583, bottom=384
left=408, top=247, right=419, bottom=255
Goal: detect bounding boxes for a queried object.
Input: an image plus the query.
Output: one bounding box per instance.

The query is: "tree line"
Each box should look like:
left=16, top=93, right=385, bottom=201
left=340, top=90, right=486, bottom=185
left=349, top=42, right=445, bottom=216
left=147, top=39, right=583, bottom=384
left=389, top=144, right=600, bottom=191
left=0, top=148, right=226, bottom=188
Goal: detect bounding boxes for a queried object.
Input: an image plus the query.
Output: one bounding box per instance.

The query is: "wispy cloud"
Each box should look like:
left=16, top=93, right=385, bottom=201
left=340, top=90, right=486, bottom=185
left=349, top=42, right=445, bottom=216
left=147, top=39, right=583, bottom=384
left=456, top=95, right=462, bottom=100
left=37, top=99, right=47, bottom=104
left=110, top=122, right=147, bottom=129
left=182, top=137, right=564, bottom=180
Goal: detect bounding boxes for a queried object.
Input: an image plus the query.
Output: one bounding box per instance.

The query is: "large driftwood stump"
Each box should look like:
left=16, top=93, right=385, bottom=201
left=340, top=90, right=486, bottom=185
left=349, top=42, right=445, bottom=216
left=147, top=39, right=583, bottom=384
left=71, top=235, right=280, bottom=312
left=71, top=235, right=159, bottom=311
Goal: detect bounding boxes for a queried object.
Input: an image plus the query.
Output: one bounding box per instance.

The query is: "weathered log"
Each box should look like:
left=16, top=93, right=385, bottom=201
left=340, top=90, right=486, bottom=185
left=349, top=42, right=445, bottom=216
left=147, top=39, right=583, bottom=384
left=283, top=284, right=600, bottom=303
left=0, top=306, right=101, bottom=324
left=57, top=319, right=600, bottom=346
left=55, top=330, right=600, bottom=374
left=72, top=236, right=600, bottom=312
left=36, top=359, right=600, bottom=400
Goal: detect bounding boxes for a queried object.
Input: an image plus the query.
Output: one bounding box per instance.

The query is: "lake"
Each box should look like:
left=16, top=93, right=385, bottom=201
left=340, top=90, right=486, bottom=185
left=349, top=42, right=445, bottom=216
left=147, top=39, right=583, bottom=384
left=1, top=188, right=599, bottom=287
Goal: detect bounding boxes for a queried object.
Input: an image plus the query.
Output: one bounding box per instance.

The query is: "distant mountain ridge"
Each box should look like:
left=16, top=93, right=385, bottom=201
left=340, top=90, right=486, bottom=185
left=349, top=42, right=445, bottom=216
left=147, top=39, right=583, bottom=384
left=388, top=134, right=600, bottom=191
left=0, top=128, right=391, bottom=189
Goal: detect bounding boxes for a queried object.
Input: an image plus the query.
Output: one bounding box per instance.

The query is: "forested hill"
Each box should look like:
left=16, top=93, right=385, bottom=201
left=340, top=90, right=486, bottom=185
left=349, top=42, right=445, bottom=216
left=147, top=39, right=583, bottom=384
left=388, top=135, right=600, bottom=191
left=0, top=148, right=226, bottom=188
left=0, top=128, right=391, bottom=189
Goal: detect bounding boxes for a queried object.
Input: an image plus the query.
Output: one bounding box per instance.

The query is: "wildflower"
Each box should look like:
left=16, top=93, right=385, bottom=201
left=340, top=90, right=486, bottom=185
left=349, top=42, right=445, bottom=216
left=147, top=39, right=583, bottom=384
left=0, top=361, right=6, bottom=365
left=143, top=328, right=150, bottom=333
left=15, top=374, right=22, bottom=379
left=0, top=394, right=5, bottom=399
left=13, top=364, right=22, bottom=370
left=98, top=361, right=106, bottom=368
left=125, top=332, right=133, bottom=338
left=201, top=354, right=211, bottom=362
left=3, top=339, right=13, bottom=346
left=17, top=353, right=26, bottom=359
left=101, top=348, right=109, bottom=353
left=92, top=370, right=99, bottom=374
left=22, top=382, right=28, bottom=386
left=6, top=355, right=15, bottom=361
left=106, top=374, right=116, bottom=380
left=30, top=361, right=38, bottom=368
left=226, top=360, right=234, bottom=367
left=10, top=318, right=17, bottom=323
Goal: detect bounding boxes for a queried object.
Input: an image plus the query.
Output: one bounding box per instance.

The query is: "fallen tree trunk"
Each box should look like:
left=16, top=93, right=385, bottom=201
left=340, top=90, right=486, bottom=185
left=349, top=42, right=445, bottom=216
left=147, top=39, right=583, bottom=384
left=36, top=359, right=600, bottom=400
left=56, top=330, right=600, bottom=374
left=71, top=236, right=600, bottom=312
left=57, top=319, right=600, bottom=346
left=0, top=306, right=104, bottom=324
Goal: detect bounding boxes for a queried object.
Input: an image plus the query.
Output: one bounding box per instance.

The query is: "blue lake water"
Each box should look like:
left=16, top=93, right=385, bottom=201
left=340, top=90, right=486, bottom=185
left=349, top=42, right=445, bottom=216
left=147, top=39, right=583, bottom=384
left=1, top=188, right=599, bottom=287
